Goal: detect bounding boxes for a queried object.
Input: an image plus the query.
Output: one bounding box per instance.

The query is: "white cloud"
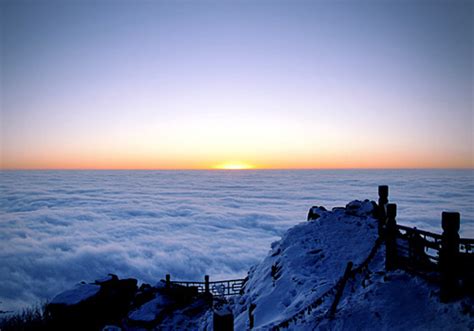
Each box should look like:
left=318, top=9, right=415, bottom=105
left=0, top=170, right=472, bottom=311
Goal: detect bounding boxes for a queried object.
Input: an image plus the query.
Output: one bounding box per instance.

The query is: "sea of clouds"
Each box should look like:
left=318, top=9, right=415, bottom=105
left=0, top=169, right=473, bottom=311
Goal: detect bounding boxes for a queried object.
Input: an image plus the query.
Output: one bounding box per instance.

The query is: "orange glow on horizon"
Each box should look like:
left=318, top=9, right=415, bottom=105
left=213, top=162, right=255, bottom=170
left=1, top=140, right=472, bottom=171
left=1, top=149, right=472, bottom=170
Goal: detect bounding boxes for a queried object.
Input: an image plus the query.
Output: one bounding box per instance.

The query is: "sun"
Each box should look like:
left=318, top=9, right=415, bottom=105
left=213, top=162, right=254, bottom=170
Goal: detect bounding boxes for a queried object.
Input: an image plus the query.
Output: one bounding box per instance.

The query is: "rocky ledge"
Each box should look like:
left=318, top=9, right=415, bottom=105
left=44, top=200, right=473, bottom=330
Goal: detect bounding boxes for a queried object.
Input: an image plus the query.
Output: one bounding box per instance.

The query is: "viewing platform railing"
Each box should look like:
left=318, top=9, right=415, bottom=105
left=164, top=274, right=246, bottom=297
left=164, top=185, right=473, bottom=305
left=376, top=185, right=474, bottom=302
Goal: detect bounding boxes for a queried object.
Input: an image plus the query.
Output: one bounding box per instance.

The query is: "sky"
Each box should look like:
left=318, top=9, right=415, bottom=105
left=1, top=0, right=473, bottom=169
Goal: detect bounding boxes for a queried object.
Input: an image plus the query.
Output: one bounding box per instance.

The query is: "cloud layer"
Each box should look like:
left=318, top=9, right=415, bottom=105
left=0, top=170, right=472, bottom=311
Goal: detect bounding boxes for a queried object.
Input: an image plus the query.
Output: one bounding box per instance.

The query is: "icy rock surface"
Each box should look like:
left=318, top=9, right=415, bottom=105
left=44, top=199, right=473, bottom=330
left=231, top=200, right=473, bottom=330
left=50, top=283, right=100, bottom=306
left=128, top=294, right=172, bottom=323
left=233, top=200, right=378, bottom=329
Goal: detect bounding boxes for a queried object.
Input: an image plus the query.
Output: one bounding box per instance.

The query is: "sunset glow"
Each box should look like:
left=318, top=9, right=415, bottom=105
left=213, top=162, right=255, bottom=170
left=1, top=1, right=472, bottom=170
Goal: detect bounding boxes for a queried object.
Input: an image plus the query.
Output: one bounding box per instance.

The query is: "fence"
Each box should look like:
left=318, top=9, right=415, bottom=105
left=377, top=185, right=474, bottom=302
left=161, top=184, right=473, bottom=329
left=164, top=274, right=245, bottom=297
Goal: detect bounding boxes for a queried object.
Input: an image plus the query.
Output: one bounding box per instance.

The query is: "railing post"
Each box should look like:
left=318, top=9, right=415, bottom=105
left=378, top=185, right=389, bottom=236
left=166, top=274, right=171, bottom=288
left=440, top=212, right=460, bottom=302
left=328, top=261, right=353, bottom=319
left=408, top=228, right=426, bottom=266
left=385, top=203, right=398, bottom=271
left=205, top=275, right=210, bottom=294
left=248, top=303, right=256, bottom=329
left=213, top=306, right=234, bottom=331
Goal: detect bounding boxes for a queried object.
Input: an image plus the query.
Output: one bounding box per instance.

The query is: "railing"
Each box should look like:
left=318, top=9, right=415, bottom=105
left=395, top=224, right=441, bottom=267
left=163, top=184, right=472, bottom=306
left=164, top=274, right=245, bottom=297
left=376, top=185, right=474, bottom=302
left=459, top=238, right=474, bottom=253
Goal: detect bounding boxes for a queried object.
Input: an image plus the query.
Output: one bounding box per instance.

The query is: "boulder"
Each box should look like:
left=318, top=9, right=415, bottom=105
left=50, top=283, right=101, bottom=306
left=127, top=293, right=174, bottom=328
left=307, top=206, right=327, bottom=221
left=345, top=199, right=375, bottom=217
left=46, top=275, right=137, bottom=330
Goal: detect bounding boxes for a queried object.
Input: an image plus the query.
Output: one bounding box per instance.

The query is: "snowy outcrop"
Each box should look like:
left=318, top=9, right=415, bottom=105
left=46, top=274, right=137, bottom=330
left=233, top=199, right=379, bottom=329
left=231, top=200, right=473, bottom=330
left=50, top=283, right=101, bottom=306
left=43, top=199, right=473, bottom=330
left=306, top=206, right=327, bottom=221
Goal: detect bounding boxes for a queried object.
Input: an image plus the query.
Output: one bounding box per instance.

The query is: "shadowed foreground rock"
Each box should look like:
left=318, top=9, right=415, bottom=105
left=46, top=274, right=137, bottom=330
left=45, top=274, right=212, bottom=330
left=38, top=199, right=472, bottom=331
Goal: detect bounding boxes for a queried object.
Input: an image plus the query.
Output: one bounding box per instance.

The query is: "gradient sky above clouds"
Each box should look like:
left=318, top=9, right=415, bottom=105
left=1, top=0, right=472, bottom=169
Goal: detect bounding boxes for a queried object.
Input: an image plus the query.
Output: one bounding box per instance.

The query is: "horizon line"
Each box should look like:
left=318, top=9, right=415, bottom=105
left=1, top=167, right=473, bottom=171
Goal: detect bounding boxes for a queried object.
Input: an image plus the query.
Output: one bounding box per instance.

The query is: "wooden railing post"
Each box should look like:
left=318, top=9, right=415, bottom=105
left=166, top=274, right=171, bottom=288
left=440, top=212, right=460, bottom=302
left=248, top=303, right=256, bottom=329
left=385, top=203, right=398, bottom=271
left=378, top=185, right=389, bottom=236
left=213, top=307, right=234, bottom=331
left=205, top=275, right=210, bottom=294
left=408, top=228, right=426, bottom=266
left=328, top=261, right=353, bottom=319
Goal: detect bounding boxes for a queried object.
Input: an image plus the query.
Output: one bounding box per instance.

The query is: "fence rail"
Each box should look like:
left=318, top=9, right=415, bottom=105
left=376, top=185, right=474, bottom=302
left=163, top=185, right=473, bottom=307
left=395, top=225, right=441, bottom=266
left=164, top=274, right=245, bottom=297
left=459, top=238, right=474, bottom=253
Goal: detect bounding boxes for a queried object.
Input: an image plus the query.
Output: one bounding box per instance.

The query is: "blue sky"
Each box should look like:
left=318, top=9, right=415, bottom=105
left=1, top=0, right=472, bottom=169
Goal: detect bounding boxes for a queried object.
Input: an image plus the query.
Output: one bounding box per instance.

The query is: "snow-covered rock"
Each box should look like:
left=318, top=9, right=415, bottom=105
left=345, top=199, right=376, bottom=217
left=47, top=275, right=138, bottom=330
left=307, top=206, right=327, bottom=221
left=316, top=269, right=474, bottom=330
left=230, top=199, right=473, bottom=330
left=95, top=274, right=118, bottom=284
left=44, top=199, right=473, bottom=330
left=50, top=283, right=101, bottom=306
left=127, top=294, right=173, bottom=324
left=233, top=200, right=378, bottom=329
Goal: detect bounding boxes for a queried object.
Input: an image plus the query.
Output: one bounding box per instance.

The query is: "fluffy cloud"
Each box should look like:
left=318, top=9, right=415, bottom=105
left=0, top=170, right=472, bottom=311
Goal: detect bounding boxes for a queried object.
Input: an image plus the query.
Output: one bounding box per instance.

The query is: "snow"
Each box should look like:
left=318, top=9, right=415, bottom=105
left=228, top=200, right=473, bottom=330
left=213, top=302, right=233, bottom=316
left=0, top=170, right=473, bottom=311
left=233, top=200, right=378, bottom=329
left=102, top=326, right=121, bottom=331
left=316, top=270, right=473, bottom=330
left=50, top=283, right=100, bottom=306
left=38, top=198, right=473, bottom=329
left=127, top=294, right=172, bottom=323
left=95, top=274, right=116, bottom=284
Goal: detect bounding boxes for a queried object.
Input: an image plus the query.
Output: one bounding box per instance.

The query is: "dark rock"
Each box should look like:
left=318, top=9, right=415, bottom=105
left=46, top=275, right=138, bottom=330
left=125, top=284, right=211, bottom=329
left=213, top=302, right=234, bottom=331
left=307, top=206, right=327, bottom=221
left=95, top=274, right=119, bottom=285
left=345, top=200, right=375, bottom=217
left=127, top=293, right=175, bottom=328
left=132, top=283, right=157, bottom=309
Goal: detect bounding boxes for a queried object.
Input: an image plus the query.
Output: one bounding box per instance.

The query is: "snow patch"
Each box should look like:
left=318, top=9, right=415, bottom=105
left=128, top=294, right=172, bottom=323
left=50, top=283, right=100, bottom=306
